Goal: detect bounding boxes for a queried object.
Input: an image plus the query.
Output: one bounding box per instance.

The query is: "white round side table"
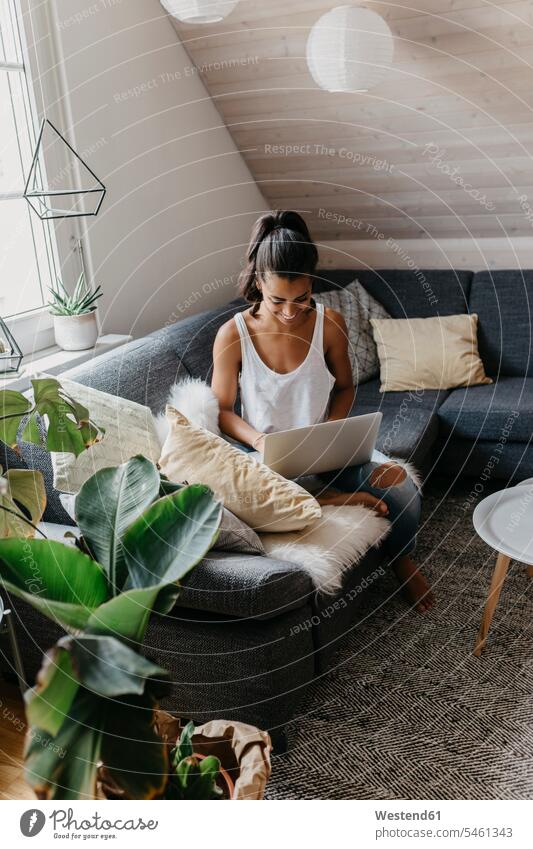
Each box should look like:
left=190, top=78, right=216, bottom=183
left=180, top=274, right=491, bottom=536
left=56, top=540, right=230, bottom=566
left=472, top=482, right=533, bottom=656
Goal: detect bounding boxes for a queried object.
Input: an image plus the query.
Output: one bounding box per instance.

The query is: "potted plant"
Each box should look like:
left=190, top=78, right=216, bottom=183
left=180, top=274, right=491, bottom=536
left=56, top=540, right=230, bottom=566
left=155, top=714, right=271, bottom=800
left=99, top=720, right=234, bottom=801
left=0, top=377, right=103, bottom=537
left=48, top=271, right=103, bottom=351
left=0, top=390, right=272, bottom=800
left=0, top=454, right=223, bottom=799
left=99, top=713, right=272, bottom=800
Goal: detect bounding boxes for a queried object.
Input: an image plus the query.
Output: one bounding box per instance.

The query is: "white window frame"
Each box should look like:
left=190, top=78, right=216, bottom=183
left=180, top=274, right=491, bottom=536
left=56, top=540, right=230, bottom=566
left=1, top=0, right=63, bottom=354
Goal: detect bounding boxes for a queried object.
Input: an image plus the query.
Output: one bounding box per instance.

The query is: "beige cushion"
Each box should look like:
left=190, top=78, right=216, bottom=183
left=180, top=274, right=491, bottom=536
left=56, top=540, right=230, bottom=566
left=370, top=314, right=492, bottom=392
left=50, top=377, right=161, bottom=494
left=159, top=407, right=322, bottom=532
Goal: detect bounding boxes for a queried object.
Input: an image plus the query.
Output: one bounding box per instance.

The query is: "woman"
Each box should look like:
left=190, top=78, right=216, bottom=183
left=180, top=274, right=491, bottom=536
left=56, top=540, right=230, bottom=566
left=212, top=211, right=434, bottom=613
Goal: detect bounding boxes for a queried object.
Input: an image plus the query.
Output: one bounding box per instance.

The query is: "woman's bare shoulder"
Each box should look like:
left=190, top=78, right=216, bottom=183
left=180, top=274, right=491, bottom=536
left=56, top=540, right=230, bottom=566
left=322, top=305, right=348, bottom=337
left=214, top=309, right=252, bottom=356
left=216, top=309, right=249, bottom=341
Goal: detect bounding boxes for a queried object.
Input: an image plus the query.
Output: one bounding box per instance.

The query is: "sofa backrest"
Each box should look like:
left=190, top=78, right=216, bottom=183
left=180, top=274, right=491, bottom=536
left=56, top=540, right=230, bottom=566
left=56, top=268, right=477, bottom=395
left=469, top=270, right=533, bottom=378
left=171, top=296, right=247, bottom=382
left=1, top=326, right=193, bottom=524
left=60, top=324, right=190, bottom=413
left=314, top=269, right=473, bottom=318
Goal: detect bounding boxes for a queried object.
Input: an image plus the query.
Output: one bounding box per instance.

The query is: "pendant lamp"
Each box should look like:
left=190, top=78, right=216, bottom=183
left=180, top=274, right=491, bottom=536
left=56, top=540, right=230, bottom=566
left=306, top=5, right=394, bottom=93
left=160, top=0, right=239, bottom=23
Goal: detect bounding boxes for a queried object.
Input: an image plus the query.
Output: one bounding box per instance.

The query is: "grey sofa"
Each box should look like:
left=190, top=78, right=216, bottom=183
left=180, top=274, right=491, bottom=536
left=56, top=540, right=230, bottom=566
left=2, top=267, right=532, bottom=739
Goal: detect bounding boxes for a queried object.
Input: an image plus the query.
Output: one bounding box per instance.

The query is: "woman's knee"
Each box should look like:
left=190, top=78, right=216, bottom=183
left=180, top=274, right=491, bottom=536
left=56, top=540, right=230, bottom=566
left=370, top=462, right=407, bottom=489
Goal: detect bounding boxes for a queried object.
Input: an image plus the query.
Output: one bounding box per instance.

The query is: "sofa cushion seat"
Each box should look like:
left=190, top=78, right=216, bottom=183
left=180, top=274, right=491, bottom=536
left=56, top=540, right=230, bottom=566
left=179, top=551, right=313, bottom=620
left=355, top=379, right=450, bottom=410
left=438, top=377, right=533, bottom=442
left=348, top=380, right=442, bottom=466
left=38, top=522, right=313, bottom=621
left=350, top=402, right=438, bottom=468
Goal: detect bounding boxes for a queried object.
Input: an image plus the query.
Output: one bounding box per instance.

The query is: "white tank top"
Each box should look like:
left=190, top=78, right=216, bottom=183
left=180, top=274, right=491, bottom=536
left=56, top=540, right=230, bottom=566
left=234, top=303, right=335, bottom=434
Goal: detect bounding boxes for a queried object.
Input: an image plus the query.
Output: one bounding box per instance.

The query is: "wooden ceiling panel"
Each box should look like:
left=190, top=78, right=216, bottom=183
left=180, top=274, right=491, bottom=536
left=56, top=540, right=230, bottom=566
left=170, top=0, right=533, bottom=241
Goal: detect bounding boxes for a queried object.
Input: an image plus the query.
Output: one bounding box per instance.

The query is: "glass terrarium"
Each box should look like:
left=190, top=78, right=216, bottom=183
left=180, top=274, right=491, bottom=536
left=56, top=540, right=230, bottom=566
left=0, top=317, right=23, bottom=374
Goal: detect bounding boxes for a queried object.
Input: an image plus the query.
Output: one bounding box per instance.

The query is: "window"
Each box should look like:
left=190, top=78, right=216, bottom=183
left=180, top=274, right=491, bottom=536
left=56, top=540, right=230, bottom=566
left=0, top=0, right=58, bottom=323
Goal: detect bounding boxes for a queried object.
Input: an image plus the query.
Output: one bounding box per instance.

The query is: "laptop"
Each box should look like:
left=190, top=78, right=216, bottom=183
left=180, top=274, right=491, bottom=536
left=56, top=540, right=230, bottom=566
left=261, top=412, right=382, bottom=478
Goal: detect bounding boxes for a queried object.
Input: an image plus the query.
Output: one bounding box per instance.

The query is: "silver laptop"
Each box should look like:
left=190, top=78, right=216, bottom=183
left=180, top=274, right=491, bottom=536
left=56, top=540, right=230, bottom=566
left=261, top=412, right=382, bottom=478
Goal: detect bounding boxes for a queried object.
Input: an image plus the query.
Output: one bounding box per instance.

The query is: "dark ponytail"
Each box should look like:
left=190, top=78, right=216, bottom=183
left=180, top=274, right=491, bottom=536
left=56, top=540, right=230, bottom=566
left=239, top=210, right=318, bottom=315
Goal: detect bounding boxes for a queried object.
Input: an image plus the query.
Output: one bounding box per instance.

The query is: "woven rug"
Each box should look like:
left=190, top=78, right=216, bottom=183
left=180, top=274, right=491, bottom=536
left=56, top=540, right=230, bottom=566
left=266, top=480, right=533, bottom=800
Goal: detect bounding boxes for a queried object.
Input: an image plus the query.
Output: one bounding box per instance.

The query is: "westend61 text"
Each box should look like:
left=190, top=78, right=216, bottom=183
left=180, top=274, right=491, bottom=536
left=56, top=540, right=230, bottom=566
left=375, top=810, right=441, bottom=820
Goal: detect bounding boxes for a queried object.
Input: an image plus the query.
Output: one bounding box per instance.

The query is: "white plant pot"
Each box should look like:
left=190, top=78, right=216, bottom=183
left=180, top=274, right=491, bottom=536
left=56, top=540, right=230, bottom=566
left=53, top=311, right=99, bottom=351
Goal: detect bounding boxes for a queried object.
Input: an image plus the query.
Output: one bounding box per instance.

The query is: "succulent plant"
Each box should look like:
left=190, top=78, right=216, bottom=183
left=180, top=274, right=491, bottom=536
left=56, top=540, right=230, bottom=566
left=48, top=271, right=102, bottom=316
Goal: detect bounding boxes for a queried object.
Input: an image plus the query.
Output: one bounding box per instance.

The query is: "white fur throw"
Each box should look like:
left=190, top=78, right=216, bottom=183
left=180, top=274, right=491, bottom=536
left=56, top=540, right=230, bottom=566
left=155, top=379, right=418, bottom=590
left=259, top=505, right=390, bottom=594
left=155, top=377, right=220, bottom=446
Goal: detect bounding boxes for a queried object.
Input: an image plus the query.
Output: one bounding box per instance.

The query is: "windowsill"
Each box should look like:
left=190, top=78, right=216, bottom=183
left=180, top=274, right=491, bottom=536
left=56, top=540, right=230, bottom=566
left=5, top=307, right=55, bottom=356
left=0, top=333, right=133, bottom=393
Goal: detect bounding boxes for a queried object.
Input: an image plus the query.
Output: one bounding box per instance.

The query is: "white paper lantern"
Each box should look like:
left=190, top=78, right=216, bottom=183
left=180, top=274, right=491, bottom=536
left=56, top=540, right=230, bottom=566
left=161, top=0, right=239, bottom=24
left=306, top=5, right=394, bottom=93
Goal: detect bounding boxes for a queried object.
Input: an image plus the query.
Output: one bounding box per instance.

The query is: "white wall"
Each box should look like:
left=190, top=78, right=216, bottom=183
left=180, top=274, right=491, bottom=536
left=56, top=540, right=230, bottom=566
left=40, top=0, right=267, bottom=337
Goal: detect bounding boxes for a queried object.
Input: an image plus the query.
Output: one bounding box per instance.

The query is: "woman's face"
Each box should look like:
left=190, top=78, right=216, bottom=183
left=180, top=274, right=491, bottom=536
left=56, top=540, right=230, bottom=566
left=258, top=273, right=312, bottom=327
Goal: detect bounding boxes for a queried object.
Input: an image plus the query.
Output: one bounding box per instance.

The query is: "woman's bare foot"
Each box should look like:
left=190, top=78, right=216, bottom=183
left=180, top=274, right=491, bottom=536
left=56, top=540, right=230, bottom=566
left=393, top=555, right=435, bottom=613
left=317, top=489, right=389, bottom=515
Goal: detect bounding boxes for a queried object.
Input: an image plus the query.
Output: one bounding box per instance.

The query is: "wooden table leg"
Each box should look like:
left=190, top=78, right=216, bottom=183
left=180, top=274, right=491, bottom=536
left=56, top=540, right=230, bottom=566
left=474, top=552, right=511, bottom=657
left=527, top=565, right=533, bottom=578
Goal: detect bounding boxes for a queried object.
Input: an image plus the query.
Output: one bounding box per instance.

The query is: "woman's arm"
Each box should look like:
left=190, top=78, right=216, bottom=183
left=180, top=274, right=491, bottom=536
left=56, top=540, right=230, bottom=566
left=211, top=319, right=265, bottom=448
left=323, top=308, right=356, bottom=420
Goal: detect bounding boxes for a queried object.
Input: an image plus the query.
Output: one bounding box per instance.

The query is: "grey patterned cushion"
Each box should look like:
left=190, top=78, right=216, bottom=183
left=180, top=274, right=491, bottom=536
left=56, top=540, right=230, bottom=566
left=314, top=279, right=390, bottom=384
left=216, top=508, right=265, bottom=555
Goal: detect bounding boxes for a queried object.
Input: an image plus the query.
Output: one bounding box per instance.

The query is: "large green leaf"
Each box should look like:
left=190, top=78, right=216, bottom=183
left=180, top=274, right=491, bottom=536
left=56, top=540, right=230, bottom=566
left=25, top=647, right=79, bottom=737
left=158, top=475, right=184, bottom=498
left=57, top=634, right=168, bottom=698
left=31, top=377, right=102, bottom=457
left=123, top=485, right=222, bottom=590
left=0, top=390, right=32, bottom=449
left=25, top=689, right=104, bottom=800
left=100, top=693, right=169, bottom=800
left=0, top=469, right=46, bottom=538
left=86, top=585, right=170, bottom=643
left=0, top=539, right=109, bottom=630
left=21, top=412, right=41, bottom=445
left=26, top=688, right=168, bottom=800
left=76, top=456, right=160, bottom=594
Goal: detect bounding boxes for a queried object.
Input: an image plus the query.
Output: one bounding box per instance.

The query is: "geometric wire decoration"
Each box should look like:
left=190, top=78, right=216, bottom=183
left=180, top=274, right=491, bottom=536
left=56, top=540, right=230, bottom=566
left=24, top=119, right=106, bottom=220
left=0, top=316, right=23, bottom=374
left=307, top=6, right=394, bottom=93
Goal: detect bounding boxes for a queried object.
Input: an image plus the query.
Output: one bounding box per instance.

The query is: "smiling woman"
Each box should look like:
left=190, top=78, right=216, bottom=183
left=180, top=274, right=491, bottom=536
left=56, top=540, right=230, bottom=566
left=211, top=210, right=435, bottom=614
